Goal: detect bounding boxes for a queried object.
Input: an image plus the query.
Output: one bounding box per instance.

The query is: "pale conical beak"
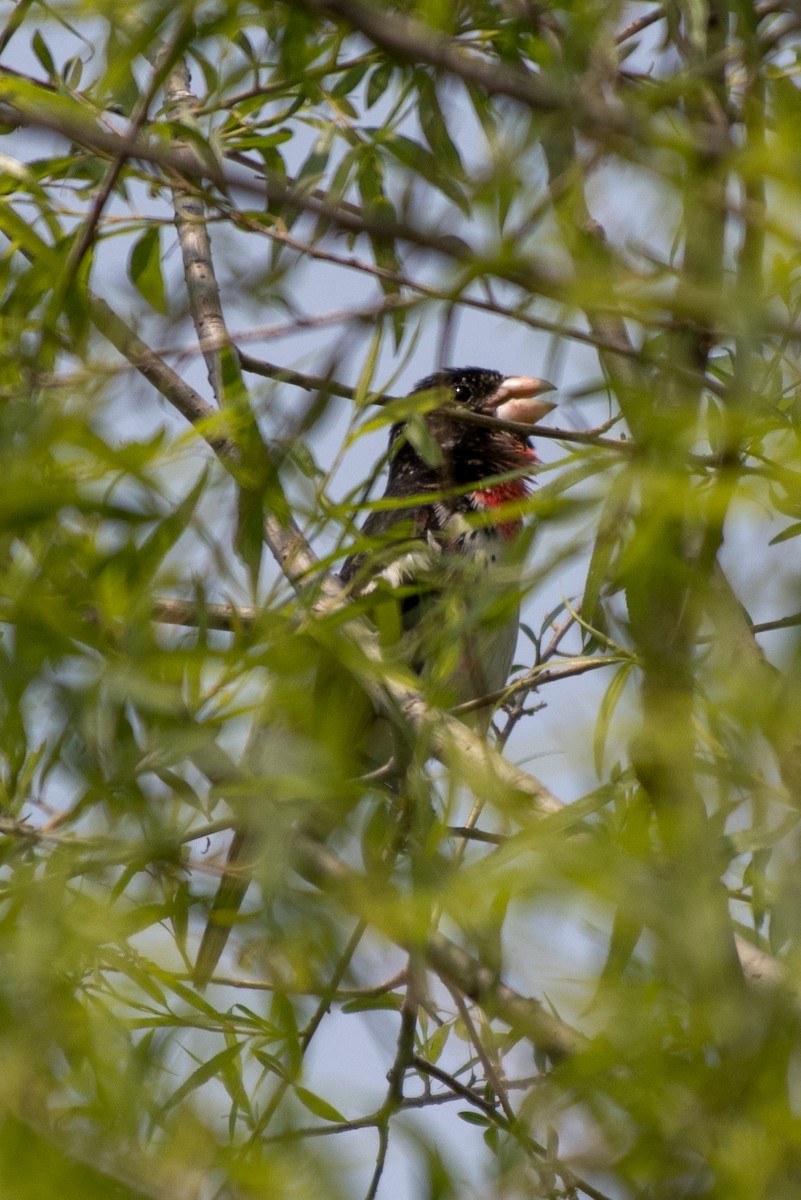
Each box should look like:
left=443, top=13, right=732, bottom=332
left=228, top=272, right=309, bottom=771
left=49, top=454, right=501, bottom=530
left=489, top=376, right=556, bottom=425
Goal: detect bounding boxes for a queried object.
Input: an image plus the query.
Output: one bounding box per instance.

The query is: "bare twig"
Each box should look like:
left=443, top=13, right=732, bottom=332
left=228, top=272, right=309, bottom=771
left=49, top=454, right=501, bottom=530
left=448, top=987, right=516, bottom=1123
left=751, top=611, right=801, bottom=635
left=87, top=296, right=235, bottom=454
left=616, top=6, right=664, bottom=45
left=411, top=1052, right=614, bottom=1200
left=454, top=654, right=626, bottom=717
left=363, top=954, right=424, bottom=1200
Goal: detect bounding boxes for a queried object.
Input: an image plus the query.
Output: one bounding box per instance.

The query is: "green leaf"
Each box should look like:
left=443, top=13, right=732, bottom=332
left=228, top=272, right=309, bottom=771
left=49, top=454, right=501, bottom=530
left=593, top=660, right=635, bottom=777
left=582, top=469, right=631, bottom=639
left=234, top=29, right=256, bottom=60
left=134, top=472, right=208, bottom=586
left=417, top=73, right=463, bottom=175
left=769, top=521, right=801, bottom=545
left=352, top=321, right=385, bottom=408
left=161, top=1043, right=244, bottom=1115
left=62, top=56, right=83, bottom=90
left=235, top=485, right=264, bottom=590
left=271, top=991, right=301, bottom=1077
left=484, top=1124, right=500, bottom=1153
left=171, top=880, right=191, bottom=958
left=117, top=903, right=170, bottom=936
left=745, top=848, right=771, bottom=931
left=366, top=61, right=393, bottom=108
left=384, top=132, right=469, bottom=213
left=341, top=994, right=403, bottom=1013
left=253, top=1051, right=289, bottom=1079
left=331, top=60, right=371, bottom=98
left=293, top=1086, right=345, bottom=1123
left=31, top=31, right=55, bottom=76
left=128, top=226, right=168, bottom=314
left=188, top=46, right=219, bottom=98
left=425, top=1022, right=450, bottom=1064
left=297, top=127, right=335, bottom=192
left=355, top=383, right=443, bottom=437
left=116, top=959, right=167, bottom=1007
left=457, top=1111, right=491, bottom=1127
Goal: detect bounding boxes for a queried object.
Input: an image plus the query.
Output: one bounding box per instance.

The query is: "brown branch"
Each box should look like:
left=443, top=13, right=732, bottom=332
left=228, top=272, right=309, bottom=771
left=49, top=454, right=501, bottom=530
left=0, top=86, right=511, bottom=265
left=87, top=295, right=237, bottom=457
left=616, top=7, right=664, bottom=44
left=411, top=1053, right=503, bottom=1117
left=751, top=611, right=801, bottom=635
left=204, top=51, right=377, bottom=112
left=449, top=405, right=630, bottom=451
left=152, top=597, right=255, bottom=631
left=229, top=210, right=651, bottom=363
left=454, top=654, right=627, bottom=717
left=733, top=934, right=801, bottom=1006
left=447, top=986, right=515, bottom=1122
left=236, top=354, right=357, bottom=400
left=297, top=0, right=633, bottom=143
left=230, top=294, right=417, bottom=343
left=227, top=195, right=801, bottom=361
left=414, top=1050, right=614, bottom=1199
left=164, top=57, right=244, bottom=407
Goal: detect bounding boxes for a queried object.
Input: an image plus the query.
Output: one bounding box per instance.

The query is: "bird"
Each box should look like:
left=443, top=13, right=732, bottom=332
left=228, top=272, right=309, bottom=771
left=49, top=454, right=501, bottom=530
left=193, top=366, right=556, bottom=987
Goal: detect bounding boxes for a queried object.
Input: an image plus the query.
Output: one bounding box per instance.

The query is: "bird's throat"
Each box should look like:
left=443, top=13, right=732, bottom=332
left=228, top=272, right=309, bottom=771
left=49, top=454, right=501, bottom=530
left=472, top=477, right=529, bottom=539
left=472, top=445, right=536, bottom=539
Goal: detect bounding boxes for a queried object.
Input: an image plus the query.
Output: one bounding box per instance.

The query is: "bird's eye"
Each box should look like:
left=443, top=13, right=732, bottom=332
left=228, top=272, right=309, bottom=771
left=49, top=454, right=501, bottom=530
left=453, top=384, right=472, bottom=403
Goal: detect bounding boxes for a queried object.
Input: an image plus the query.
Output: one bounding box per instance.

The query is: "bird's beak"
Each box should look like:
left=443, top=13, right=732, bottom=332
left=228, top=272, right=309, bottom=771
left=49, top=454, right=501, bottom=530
left=488, top=376, right=556, bottom=425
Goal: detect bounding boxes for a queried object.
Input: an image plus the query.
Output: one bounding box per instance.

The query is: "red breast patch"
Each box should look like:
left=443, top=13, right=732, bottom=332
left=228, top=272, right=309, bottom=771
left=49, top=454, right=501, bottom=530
left=473, top=479, right=530, bottom=539
left=473, top=448, right=536, bottom=539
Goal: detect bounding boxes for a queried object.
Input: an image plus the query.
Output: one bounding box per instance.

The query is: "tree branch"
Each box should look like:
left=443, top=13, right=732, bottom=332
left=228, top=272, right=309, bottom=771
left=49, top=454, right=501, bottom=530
left=296, top=0, right=633, bottom=141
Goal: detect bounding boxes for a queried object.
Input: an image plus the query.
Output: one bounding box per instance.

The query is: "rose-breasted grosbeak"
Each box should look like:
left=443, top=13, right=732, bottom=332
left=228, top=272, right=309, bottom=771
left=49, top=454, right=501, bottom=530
left=194, top=366, right=555, bottom=986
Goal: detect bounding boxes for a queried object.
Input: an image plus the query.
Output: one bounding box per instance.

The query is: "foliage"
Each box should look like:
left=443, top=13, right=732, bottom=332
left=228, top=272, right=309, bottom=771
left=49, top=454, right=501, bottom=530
left=2, top=1, right=801, bottom=1197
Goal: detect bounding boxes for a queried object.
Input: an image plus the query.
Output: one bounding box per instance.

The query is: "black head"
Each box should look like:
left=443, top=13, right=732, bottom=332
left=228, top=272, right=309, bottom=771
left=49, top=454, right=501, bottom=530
left=411, top=366, right=555, bottom=425
left=384, top=366, right=555, bottom=493
left=412, top=367, right=508, bottom=412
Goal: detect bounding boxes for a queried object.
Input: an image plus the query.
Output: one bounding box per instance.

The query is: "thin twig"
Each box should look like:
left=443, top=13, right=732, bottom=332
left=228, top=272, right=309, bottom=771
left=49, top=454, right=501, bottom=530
left=447, top=987, right=516, bottom=1123
left=412, top=1053, right=613, bottom=1200
left=454, top=654, right=627, bottom=717
left=751, top=611, right=801, bottom=635
left=616, top=6, right=664, bottom=45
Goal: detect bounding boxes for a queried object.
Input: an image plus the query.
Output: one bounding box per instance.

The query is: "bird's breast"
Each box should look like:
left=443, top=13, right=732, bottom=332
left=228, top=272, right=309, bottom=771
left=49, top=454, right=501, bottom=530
left=471, top=478, right=528, bottom=540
